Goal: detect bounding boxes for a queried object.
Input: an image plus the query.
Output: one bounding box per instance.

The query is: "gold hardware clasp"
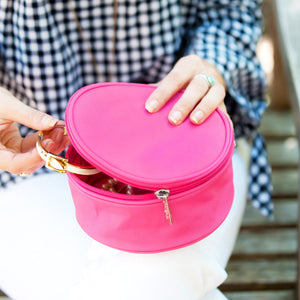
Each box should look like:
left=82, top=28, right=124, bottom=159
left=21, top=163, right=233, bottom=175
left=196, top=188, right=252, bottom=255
left=45, top=153, right=68, bottom=173
left=37, top=124, right=100, bottom=175
left=155, top=189, right=173, bottom=225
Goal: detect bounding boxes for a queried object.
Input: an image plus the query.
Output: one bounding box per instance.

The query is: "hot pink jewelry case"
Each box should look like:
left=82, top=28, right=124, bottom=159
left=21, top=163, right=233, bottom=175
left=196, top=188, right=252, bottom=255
left=65, top=82, right=235, bottom=253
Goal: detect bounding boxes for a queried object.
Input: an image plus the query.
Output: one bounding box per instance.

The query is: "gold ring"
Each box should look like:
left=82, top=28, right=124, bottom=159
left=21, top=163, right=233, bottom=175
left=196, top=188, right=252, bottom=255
left=19, top=172, right=30, bottom=177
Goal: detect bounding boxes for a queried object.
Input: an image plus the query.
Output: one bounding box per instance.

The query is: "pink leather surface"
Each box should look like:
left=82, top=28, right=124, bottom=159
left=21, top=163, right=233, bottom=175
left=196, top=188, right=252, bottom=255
left=65, top=83, right=235, bottom=253
left=65, top=83, right=233, bottom=190
left=67, top=153, right=233, bottom=253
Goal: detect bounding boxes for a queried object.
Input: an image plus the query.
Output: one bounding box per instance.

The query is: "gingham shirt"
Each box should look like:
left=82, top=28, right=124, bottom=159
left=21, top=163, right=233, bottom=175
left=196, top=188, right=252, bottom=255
left=0, top=0, right=272, bottom=216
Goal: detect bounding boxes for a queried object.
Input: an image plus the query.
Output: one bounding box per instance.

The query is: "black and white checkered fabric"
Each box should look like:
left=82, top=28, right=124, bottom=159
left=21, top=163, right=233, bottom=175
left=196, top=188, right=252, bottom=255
left=0, top=0, right=272, bottom=216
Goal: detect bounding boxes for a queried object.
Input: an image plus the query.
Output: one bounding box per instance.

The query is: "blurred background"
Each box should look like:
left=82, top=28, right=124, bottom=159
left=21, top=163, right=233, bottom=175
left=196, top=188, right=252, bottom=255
left=222, top=0, right=300, bottom=299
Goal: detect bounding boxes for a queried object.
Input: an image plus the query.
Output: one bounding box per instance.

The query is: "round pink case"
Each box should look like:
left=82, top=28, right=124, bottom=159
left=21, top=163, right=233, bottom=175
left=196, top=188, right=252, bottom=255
left=65, top=82, right=235, bottom=253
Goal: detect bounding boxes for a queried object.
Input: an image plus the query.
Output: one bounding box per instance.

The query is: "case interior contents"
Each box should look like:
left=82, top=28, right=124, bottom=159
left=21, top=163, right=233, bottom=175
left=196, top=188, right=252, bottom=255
left=67, top=146, right=149, bottom=195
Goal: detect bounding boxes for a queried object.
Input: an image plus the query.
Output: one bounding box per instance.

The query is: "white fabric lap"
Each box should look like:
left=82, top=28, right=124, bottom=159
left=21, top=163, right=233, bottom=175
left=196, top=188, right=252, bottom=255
left=0, top=151, right=247, bottom=300
left=0, top=173, right=92, bottom=300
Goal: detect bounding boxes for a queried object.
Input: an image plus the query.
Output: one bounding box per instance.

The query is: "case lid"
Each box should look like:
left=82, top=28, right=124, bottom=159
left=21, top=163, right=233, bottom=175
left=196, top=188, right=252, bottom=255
left=65, top=83, right=234, bottom=191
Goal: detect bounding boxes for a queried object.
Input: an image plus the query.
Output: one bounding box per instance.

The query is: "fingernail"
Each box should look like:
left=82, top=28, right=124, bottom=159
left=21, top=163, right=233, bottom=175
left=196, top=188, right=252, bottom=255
left=42, top=115, right=58, bottom=128
left=44, top=139, right=54, bottom=151
left=145, top=100, right=159, bottom=113
left=63, top=138, right=71, bottom=149
left=191, top=110, right=204, bottom=124
left=170, top=111, right=183, bottom=125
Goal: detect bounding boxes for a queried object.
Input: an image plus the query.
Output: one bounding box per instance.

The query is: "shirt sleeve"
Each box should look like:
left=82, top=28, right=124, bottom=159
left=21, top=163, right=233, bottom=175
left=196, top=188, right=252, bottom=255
left=185, top=0, right=273, bottom=217
left=185, top=0, right=267, bottom=139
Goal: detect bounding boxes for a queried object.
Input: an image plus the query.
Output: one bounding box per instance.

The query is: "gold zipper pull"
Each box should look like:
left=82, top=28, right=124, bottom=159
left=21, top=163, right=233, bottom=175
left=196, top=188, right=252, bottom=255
left=155, top=189, right=173, bottom=225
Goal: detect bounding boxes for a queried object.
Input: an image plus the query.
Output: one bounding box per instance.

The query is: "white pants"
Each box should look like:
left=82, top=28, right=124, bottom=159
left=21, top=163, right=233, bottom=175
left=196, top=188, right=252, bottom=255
left=0, top=151, right=247, bottom=300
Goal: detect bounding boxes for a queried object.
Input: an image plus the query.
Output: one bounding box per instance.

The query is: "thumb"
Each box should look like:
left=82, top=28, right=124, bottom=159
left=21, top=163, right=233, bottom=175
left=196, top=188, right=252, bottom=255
left=0, top=87, right=58, bottom=130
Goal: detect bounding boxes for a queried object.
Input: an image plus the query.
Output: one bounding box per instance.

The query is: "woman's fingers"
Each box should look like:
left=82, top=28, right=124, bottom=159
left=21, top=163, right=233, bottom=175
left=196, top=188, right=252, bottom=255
left=20, top=131, right=40, bottom=153
left=21, top=137, right=69, bottom=175
left=167, top=73, right=212, bottom=125
left=0, top=88, right=68, bottom=175
left=145, top=55, right=228, bottom=126
left=18, top=126, right=70, bottom=175
left=2, top=131, right=70, bottom=175
left=0, top=87, right=58, bottom=130
left=0, top=140, right=51, bottom=174
left=145, top=57, right=196, bottom=113
left=190, top=83, right=226, bottom=125
left=21, top=125, right=69, bottom=154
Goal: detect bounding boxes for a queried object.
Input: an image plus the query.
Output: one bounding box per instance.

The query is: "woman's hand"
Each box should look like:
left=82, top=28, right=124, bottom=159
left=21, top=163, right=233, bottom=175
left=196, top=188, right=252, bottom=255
left=0, top=88, right=69, bottom=175
left=145, top=54, right=230, bottom=125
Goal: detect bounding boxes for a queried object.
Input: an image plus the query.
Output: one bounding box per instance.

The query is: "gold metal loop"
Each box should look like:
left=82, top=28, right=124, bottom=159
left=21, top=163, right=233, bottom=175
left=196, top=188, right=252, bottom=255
left=36, top=125, right=100, bottom=175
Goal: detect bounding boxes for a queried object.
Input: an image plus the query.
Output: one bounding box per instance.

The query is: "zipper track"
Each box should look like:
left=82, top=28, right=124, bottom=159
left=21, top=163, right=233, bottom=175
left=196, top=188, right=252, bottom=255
left=84, top=139, right=234, bottom=194
left=69, top=144, right=234, bottom=206
left=167, top=146, right=234, bottom=193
